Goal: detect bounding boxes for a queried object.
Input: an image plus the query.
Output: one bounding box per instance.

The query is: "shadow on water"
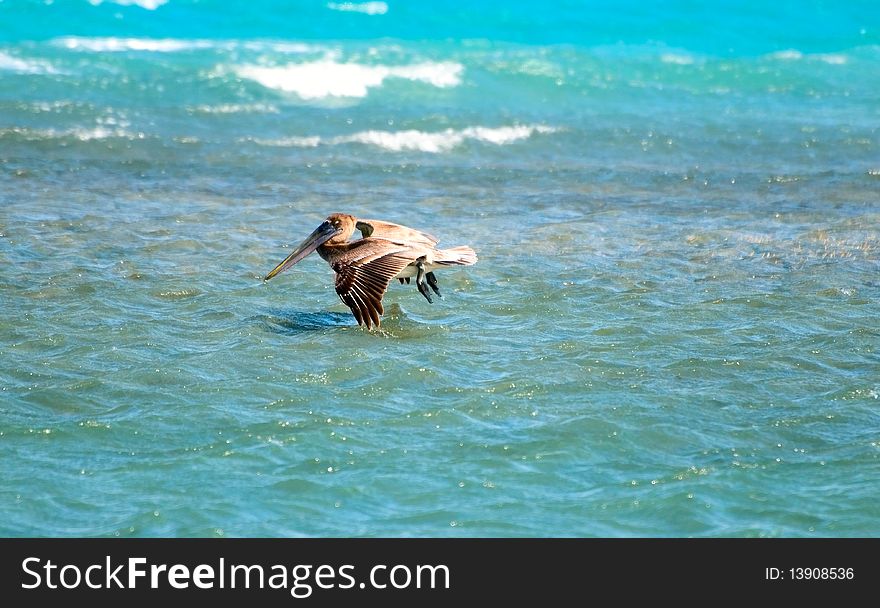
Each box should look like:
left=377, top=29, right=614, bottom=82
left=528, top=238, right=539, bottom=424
left=255, top=304, right=445, bottom=339
left=256, top=309, right=355, bottom=335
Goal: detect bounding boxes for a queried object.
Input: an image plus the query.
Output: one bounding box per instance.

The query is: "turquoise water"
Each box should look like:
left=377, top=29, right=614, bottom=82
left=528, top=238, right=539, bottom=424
left=2, top=0, right=879, bottom=537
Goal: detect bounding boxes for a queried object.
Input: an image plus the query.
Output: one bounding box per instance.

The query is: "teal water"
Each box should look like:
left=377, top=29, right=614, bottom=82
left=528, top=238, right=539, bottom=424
left=1, top=0, right=879, bottom=537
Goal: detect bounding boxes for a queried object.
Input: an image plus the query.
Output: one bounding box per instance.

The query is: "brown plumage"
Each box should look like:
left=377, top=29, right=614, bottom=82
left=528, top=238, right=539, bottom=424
left=264, top=213, right=477, bottom=329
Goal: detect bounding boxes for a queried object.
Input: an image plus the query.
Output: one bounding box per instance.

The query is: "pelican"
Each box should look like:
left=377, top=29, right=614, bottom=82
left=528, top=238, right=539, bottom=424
left=264, top=213, right=477, bottom=329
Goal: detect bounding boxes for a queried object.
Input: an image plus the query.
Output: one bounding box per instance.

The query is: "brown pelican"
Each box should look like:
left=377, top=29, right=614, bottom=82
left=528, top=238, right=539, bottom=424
left=264, top=213, right=477, bottom=329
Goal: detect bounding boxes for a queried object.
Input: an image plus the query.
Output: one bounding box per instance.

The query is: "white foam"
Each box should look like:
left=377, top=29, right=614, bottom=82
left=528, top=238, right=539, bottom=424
left=815, top=53, right=847, bottom=65
left=54, top=37, right=213, bottom=52
left=460, top=125, right=557, bottom=145
left=55, top=37, right=324, bottom=55
left=660, top=53, right=695, bottom=65
left=248, top=124, right=557, bottom=153
left=248, top=135, right=323, bottom=147
left=67, top=126, right=136, bottom=140
left=236, top=62, right=386, bottom=98
left=770, top=49, right=804, bottom=60
left=87, top=0, right=168, bottom=9
left=0, top=51, right=58, bottom=74
left=188, top=103, right=280, bottom=114
left=768, top=49, right=847, bottom=64
left=23, top=100, right=78, bottom=112
left=515, top=58, right=564, bottom=78
left=340, top=129, right=463, bottom=152
left=327, top=1, right=388, bottom=15
left=235, top=60, right=462, bottom=99
left=1, top=126, right=138, bottom=141
left=240, top=41, right=319, bottom=54
left=386, top=62, right=462, bottom=87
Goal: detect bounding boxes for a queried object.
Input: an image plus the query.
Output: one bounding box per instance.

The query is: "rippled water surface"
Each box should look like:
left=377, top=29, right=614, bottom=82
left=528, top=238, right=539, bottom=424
left=2, top=0, right=880, bottom=537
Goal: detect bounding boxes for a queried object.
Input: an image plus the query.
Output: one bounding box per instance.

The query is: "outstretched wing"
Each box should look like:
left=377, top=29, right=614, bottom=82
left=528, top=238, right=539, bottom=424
left=332, top=241, right=415, bottom=329
left=356, top=219, right=440, bottom=247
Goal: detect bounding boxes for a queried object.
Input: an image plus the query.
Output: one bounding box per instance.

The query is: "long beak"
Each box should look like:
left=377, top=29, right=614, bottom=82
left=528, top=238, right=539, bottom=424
left=264, top=221, right=339, bottom=281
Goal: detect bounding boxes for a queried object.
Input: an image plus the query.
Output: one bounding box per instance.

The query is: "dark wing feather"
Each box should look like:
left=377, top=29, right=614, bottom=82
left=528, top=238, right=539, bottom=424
left=333, top=243, right=414, bottom=329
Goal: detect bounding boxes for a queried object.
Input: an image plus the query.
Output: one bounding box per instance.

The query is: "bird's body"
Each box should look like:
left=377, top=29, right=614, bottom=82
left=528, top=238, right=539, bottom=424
left=264, top=213, right=477, bottom=329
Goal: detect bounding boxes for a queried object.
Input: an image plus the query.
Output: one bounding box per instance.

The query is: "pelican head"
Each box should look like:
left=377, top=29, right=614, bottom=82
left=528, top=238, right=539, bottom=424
left=264, top=213, right=357, bottom=281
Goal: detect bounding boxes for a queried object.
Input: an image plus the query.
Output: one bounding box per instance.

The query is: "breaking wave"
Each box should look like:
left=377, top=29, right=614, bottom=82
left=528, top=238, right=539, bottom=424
left=248, top=124, right=557, bottom=152
left=234, top=60, right=463, bottom=99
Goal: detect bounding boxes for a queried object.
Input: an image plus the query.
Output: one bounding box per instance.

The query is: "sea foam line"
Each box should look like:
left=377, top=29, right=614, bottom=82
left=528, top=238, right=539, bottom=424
left=187, top=103, right=280, bottom=115
left=234, top=60, right=462, bottom=99
left=327, top=2, right=388, bottom=15
left=52, top=37, right=327, bottom=55
left=0, top=51, right=59, bottom=74
left=87, top=0, right=168, bottom=9
left=54, top=37, right=216, bottom=53
left=0, top=126, right=140, bottom=141
left=660, top=53, right=695, bottom=65
left=248, top=125, right=557, bottom=153
left=768, top=49, right=848, bottom=64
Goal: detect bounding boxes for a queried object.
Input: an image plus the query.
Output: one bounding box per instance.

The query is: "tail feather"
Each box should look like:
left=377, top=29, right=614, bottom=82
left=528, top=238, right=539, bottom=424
left=435, top=246, right=477, bottom=266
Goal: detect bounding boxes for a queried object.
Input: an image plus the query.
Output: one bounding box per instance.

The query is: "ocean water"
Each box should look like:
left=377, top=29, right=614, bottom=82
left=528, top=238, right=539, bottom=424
left=1, top=0, right=879, bottom=537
